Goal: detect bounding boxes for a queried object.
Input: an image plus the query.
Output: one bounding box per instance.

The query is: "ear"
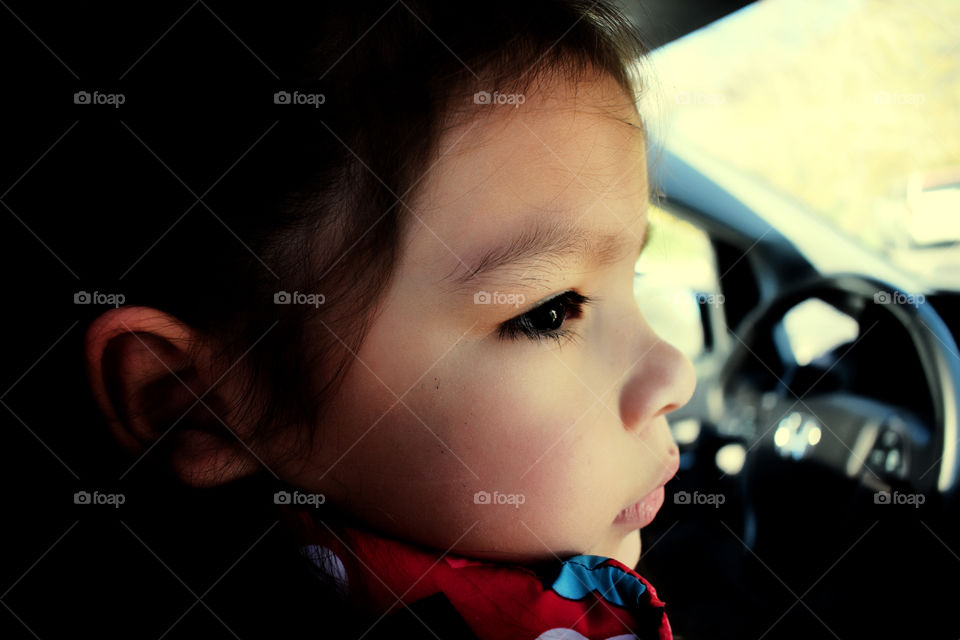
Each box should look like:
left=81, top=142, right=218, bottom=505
left=84, top=306, right=261, bottom=487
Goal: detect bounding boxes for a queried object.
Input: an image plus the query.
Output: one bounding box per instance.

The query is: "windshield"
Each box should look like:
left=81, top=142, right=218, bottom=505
left=642, top=0, right=960, bottom=289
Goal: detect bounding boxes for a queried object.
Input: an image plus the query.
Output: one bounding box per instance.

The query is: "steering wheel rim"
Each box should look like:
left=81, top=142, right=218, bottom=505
left=719, top=273, right=960, bottom=497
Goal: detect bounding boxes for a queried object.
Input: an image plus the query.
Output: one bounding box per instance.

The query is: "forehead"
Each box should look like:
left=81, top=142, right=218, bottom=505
left=405, top=73, right=648, bottom=279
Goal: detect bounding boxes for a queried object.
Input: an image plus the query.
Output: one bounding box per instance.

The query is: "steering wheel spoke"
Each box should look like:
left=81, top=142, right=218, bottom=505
left=754, top=392, right=933, bottom=493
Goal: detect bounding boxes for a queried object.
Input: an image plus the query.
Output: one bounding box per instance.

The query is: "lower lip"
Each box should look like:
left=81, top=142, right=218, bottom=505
left=613, top=486, right=665, bottom=528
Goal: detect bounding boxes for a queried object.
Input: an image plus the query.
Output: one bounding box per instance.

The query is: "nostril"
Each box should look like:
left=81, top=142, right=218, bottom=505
left=655, top=402, right=681, bottom=418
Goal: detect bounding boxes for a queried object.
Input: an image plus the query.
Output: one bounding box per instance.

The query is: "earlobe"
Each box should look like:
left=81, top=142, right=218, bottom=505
left=84, top=306, right=261, bottom=487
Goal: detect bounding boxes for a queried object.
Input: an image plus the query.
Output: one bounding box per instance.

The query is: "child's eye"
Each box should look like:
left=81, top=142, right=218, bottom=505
left=497, top=290, right=593, bottom=347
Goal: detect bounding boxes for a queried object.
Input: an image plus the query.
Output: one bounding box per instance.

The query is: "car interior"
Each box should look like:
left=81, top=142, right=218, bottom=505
left=624, top=2, right=960, bottom=636
left=2, top=1, right=957, bottom=638
left=636, top=146, right=960, bottom=640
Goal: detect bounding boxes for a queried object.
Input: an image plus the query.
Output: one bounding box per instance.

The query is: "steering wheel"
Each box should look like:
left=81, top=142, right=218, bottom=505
left=718, top=273, right=960, bottom=500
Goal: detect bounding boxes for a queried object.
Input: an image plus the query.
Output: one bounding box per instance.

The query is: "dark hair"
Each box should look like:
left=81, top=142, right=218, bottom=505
left=1, top=1, right=651, bottom=636
left=94, top=0, right=649, bottom=467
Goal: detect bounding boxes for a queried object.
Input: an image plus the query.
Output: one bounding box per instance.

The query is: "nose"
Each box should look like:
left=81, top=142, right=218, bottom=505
left=618, top=335, right=697, bottom=434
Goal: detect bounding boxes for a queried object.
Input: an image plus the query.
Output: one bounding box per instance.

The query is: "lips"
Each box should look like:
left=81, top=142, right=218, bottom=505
left=613, top=455, right=680, bottom=527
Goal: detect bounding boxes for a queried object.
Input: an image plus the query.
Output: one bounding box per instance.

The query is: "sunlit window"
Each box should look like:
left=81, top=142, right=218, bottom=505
left=634, top=205, right=721, bottom=359
left=640, top=0, right=960, bottom=289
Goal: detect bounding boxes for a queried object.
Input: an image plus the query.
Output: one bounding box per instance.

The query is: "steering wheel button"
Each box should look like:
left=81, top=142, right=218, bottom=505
left=885, top=449, right=901, bottom=474
left=881, top=429, right=901, bottom=449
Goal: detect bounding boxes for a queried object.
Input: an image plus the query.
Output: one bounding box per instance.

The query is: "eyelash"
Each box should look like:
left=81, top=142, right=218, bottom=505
left=497, top=290, right=593, bottom=347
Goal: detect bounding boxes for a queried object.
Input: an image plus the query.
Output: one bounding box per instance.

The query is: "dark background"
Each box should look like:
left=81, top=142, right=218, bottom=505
left=0, top=2, right=343, bottom=637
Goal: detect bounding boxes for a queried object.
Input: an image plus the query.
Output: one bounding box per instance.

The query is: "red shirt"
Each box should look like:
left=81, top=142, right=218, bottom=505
left=281, top=505, right=673, bottom=640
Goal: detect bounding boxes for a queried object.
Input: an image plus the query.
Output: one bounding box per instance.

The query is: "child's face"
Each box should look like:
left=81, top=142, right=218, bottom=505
left=287, top=72, right=696, bottom=568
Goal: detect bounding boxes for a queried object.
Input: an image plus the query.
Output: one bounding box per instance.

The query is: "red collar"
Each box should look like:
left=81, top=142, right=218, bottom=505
left=281, top=505, right=672, bottom=639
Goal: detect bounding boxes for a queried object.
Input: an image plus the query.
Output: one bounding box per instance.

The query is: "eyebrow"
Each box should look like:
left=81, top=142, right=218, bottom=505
left=442, top=209, right=650, bottom=294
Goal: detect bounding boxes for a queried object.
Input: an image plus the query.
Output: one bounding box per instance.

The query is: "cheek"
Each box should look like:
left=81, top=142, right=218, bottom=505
left=422, top=356, right=626, bottom=546
left=307, top=330, right=641, bottom=559
left=428, top=351, right=592, bottom=481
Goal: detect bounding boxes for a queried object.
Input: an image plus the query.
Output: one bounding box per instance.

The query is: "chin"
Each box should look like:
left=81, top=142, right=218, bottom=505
left=588, top=529, right=641, bottom=568
left=614, top=529, right=641, bottom=568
